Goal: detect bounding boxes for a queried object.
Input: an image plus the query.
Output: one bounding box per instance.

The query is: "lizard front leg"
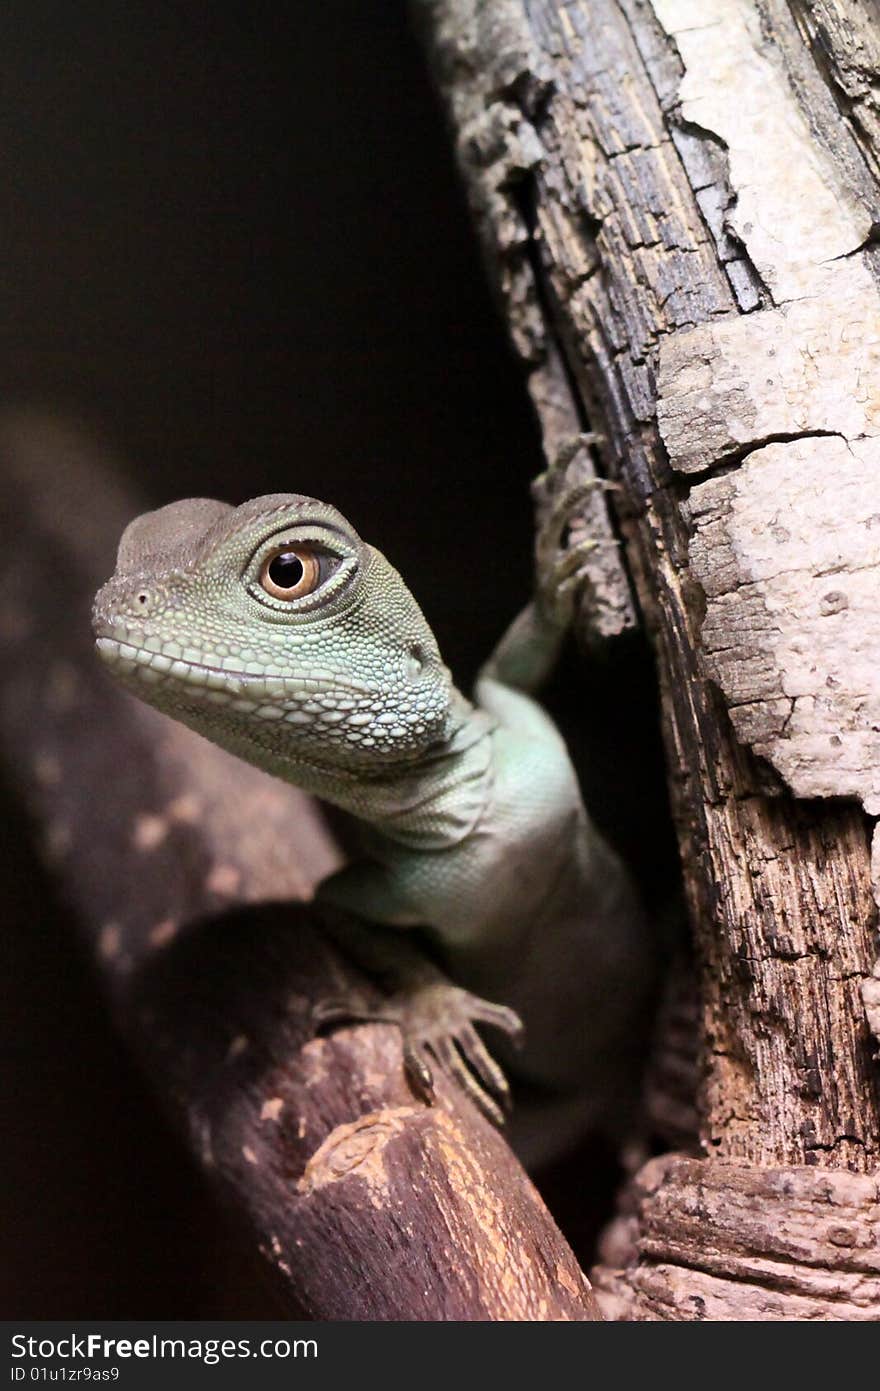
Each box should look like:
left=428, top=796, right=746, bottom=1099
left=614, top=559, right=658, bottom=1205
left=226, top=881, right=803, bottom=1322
left=313, top=896, right=523, bottom=1126
left=478, top=472, right=618, bottom=699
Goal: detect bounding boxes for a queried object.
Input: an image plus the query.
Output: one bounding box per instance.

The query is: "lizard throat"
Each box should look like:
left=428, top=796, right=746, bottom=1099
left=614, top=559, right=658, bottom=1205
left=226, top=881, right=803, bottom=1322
left=93, top=633, right=454, bottom=778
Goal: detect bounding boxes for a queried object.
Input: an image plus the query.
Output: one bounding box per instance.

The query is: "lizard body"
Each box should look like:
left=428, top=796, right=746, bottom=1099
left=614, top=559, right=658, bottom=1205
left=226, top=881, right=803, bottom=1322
left=93, top=492, right=652, bottom=1151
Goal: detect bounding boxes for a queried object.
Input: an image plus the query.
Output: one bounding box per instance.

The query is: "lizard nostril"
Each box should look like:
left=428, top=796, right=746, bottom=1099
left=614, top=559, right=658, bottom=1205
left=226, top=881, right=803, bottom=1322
left=407, top=643, right=425, bottom=680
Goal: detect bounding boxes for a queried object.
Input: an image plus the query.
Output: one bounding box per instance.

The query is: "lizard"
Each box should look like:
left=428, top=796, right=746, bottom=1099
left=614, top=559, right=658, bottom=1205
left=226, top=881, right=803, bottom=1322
left=92, top=486, right=653, bottom=1159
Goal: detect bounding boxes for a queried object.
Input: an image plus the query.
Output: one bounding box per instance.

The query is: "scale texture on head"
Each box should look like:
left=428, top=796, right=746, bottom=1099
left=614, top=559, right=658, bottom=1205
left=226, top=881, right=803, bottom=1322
left=92, top=493, right=453, bottom=776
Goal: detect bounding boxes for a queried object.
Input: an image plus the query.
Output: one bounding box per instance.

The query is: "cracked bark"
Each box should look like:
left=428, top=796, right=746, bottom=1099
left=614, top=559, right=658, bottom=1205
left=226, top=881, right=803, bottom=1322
left=415, top=0, right=880, bottom=1318
left=0, top=414, right=599, bottom=1323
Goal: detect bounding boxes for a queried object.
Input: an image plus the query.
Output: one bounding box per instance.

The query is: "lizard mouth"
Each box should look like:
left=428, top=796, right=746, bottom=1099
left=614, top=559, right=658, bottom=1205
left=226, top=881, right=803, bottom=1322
left=94, top=634, right=375, bottom=699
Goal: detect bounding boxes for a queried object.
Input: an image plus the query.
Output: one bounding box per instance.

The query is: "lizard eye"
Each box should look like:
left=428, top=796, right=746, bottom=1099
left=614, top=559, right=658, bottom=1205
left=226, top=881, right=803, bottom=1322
left=260, top=546, right=322, bottom=600
left=247, top=530, right=352, bottom=613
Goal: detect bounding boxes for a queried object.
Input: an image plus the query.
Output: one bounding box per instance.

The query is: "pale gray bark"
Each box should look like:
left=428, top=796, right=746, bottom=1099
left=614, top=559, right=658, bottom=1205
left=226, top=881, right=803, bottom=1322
left=415, top=0, right=880, bottom=1319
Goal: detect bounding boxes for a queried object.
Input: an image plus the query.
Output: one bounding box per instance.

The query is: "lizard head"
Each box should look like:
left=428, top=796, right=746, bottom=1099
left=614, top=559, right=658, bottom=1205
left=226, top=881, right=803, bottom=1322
left=92, top=493, right=454, bottom=776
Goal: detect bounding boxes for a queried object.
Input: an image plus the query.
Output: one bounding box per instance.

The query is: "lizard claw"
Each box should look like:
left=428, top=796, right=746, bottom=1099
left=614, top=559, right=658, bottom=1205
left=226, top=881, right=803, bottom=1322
left=534, top=479, right=619, bottom=629
left=313, top=982, right=523, bottom=1126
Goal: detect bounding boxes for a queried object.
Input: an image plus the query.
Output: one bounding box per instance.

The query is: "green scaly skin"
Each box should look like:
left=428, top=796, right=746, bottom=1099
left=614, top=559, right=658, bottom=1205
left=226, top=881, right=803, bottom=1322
left=93, top=492, right=651, bottom=1157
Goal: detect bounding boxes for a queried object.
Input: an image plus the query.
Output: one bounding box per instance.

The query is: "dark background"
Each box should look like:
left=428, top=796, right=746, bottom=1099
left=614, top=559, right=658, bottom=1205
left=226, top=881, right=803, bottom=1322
left=1, top=2, right=672, bottom=1315
left=0, top=0, right=541, bottom=671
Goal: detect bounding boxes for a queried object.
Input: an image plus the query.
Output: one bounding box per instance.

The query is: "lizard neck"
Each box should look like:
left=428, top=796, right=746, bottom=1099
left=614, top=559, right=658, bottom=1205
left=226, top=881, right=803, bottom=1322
left=280, top=689, right=496, bottom=850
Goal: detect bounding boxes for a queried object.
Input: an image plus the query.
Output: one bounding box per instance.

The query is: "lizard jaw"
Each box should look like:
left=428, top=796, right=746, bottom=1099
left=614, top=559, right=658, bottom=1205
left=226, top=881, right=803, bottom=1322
left=93, top=634, right=381, bottom=739
left=95, top=633, right=372, bottom=699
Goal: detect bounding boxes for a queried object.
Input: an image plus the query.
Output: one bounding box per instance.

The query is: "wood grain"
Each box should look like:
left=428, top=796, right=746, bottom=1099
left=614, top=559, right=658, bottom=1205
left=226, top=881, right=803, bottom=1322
left=416, top=0, right=880, bottom=1318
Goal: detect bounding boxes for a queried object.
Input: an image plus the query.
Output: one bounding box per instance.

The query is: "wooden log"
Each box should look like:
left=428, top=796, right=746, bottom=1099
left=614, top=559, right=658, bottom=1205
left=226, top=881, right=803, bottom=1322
left=0, top=412, right=598, bottom=1322
left=415, top=0, right=880, bottom=1317
left=596, top=1154, right=880, bottom=1320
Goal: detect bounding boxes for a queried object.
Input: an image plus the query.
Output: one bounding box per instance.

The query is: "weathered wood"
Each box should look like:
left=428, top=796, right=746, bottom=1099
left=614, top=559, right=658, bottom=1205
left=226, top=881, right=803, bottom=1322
left=787, top=0, right=880, bottom=185
left=415, top=0, right=880, bottom=1317
left=595, top=1154, right=880, bottom=1320
left=641, top=957, right=701, bottom=1153
left=0, top=412, right=599, bottom=1322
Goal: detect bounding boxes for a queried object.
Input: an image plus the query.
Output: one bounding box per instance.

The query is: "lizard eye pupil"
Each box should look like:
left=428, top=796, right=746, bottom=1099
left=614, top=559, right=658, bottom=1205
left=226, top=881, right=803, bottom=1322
left=259, top=545, right=324, bottom=601
left=268, top=553, right=304, bottom=589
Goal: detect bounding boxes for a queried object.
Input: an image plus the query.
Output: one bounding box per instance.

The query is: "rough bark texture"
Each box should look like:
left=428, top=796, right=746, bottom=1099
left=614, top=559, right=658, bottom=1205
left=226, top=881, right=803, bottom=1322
left=415, top=0, right=880, bottom=1318
left=597, top=1154, right=880, bottom=1319
left=0, top=413, right=599, bottom=1322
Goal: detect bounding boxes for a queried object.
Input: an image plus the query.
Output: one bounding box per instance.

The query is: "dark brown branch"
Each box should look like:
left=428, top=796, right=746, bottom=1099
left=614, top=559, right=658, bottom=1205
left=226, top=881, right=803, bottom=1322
left=0, top=412, right=598, bottom=1322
